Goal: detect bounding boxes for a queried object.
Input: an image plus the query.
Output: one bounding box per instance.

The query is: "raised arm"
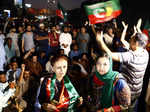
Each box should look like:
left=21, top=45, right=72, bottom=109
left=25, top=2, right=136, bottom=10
left=22, top=38, right=25, bottom=53
left=18, top=64, right=25, bottom=83
left=96, top=31, right=120, bottom=62
left=131, top=18, right=142, bottom=37
left=23, top=48, right=35, bottom=60
left=120, top=21, right=129, bottom=49
left=91, top=24, right=97, bottom=36
left=136, top=18, right=142, bottom=33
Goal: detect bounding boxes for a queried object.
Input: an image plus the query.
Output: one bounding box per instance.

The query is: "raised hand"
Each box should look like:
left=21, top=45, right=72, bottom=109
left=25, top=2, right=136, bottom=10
left=21, top=64, right=25, bottom=72
left=77, top=97, right=83, bottom=106
left=30, top=48, right=35, bottom=53
left=122, top=21, right=128, bottom=30
left=96, top=31, right=103, bottom=43
left=136, top=18, right=142, bottom=33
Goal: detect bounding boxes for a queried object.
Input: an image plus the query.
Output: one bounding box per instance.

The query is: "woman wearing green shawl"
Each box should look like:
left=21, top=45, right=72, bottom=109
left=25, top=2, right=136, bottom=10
left=88, top=51, right=131, bottom=112
left=38, top=55, right=83, bottom=112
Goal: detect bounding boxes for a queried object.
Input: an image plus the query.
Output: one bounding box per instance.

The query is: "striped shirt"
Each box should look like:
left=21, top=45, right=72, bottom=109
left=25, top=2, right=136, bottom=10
left=119, top=48, right=149, bottom=97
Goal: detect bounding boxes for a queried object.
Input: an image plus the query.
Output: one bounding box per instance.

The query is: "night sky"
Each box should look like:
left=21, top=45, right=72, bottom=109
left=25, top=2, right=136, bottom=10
left=24, top=0, right=150, bottom=29
left=25, top=0, right=87, bottom=9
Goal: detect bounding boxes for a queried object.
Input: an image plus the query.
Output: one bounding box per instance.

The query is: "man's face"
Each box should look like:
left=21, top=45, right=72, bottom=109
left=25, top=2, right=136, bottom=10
left=32, top=56, right=37, bottom=63
left=12, top=28, right=16, bottom=33
left=52, top=26, right=56, bottom=32
left=11, top=62, right=18, bottom=71
left=18, top=27, right=23, bottom=32
left=0, top=74, right=6, bottom=83
left=129, top=38, right=138, bottom=51
left=23, top=71, right=30, bottom=80
left=56, top=25, right=60, bottom=31
left=40, top=26, right=45, bottom=30
left=64, top=27, right=68, bottom=33
left=73, top=45, right=78, bottom=51
left=27, top=26, right=32, bottom=32
left=81, top=27, right=86, bottom=33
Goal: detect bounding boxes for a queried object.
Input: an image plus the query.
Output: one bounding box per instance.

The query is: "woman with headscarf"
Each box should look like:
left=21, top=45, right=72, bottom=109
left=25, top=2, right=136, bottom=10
left=88, top=51, right=131, bottom=112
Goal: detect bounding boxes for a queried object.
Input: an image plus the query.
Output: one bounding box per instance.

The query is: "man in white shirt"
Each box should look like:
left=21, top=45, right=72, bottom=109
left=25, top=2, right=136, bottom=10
left=59, top=26, right=72, bottom=56
left=0, top=30, right=5, bottom=40
left=0, top=35, right=6, bottom=71
left=0, top=71, right=16, bottom=112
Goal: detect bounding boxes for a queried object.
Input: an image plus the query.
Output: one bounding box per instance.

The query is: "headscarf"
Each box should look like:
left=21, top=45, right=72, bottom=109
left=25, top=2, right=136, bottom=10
left=94, top=56, right=118, bottom=108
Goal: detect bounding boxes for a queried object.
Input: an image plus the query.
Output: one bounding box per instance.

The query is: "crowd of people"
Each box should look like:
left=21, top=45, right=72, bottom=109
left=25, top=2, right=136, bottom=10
left=0, top=16, right=150, bottom=112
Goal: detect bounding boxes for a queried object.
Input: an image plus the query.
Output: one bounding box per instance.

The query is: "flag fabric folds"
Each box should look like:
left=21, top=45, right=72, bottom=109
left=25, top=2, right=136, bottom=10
left=56, top=2, right=67, bottom=22
left=84, top=0, right=121, bottom=24
left=143, top=19, right=150, bottom=51
left=143, top=19, right=150, bottom=37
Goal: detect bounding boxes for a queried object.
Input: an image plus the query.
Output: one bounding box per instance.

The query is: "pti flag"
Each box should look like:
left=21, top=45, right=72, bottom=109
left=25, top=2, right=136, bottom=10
left=143, top=19, right=150, bottom=37
left=84, top=0, right=121, bottom=24
left=143, top=19, right=150, bottom=51
left=56, top=2, right=67, bottom=22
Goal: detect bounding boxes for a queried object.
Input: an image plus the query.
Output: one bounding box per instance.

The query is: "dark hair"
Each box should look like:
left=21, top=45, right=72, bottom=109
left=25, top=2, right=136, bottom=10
left=25, top=66, right=30, bottom=71
left=81, top=53, right=89, bottom=58
left=96, top=51, right=110, bottom=61
left=26, top=24, right=32, bottom=29
left=51, top=55, right=68, bottom=66
left=72, top=56, right=80, bottom=62
left=0, top=71, right=6, bottom=75
left=132, top=33, right=148, bottom=48
left=10, top=57, right=18, bottom=63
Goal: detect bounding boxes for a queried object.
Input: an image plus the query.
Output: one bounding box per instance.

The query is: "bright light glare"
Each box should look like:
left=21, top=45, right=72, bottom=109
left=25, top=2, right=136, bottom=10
left=25, top=4, right=32, bottom=8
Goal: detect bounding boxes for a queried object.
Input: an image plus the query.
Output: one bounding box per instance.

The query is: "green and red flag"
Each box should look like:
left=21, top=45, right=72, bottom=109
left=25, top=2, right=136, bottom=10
left=56, top=2, right=67, bottom=22
left=84, top=0, right=122, bottom=24
left=143, top=19, right=150, bottom=51
left=143, top=19, right=150, bottom=37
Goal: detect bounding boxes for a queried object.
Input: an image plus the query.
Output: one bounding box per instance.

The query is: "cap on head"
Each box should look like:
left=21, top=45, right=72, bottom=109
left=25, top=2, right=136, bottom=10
left=39, top=23, right=45, bottom=27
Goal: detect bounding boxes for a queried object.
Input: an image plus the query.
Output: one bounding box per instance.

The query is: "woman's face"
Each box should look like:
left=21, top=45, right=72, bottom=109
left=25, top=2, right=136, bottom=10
left=108, top=28, right=113, bottom=34
left=96, top=57, right=110, bottom=75
left=53, top=59, right=68, bottom=79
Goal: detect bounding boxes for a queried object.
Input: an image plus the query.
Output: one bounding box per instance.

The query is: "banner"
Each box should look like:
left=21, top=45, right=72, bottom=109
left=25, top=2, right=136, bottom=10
left=84, top=0, right=121, bottom=24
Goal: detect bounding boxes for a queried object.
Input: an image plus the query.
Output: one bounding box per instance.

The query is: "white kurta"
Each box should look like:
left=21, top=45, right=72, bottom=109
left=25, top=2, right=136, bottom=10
left=0, top=82, right=15, bottom=112
left=59, top=33, right=72, bottom=56
left=0, top=37, right=6, bottom=71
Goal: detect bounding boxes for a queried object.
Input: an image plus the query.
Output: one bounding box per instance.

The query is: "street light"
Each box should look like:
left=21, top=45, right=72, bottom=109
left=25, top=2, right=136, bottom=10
left=25, top=3, right=32, bottom=8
